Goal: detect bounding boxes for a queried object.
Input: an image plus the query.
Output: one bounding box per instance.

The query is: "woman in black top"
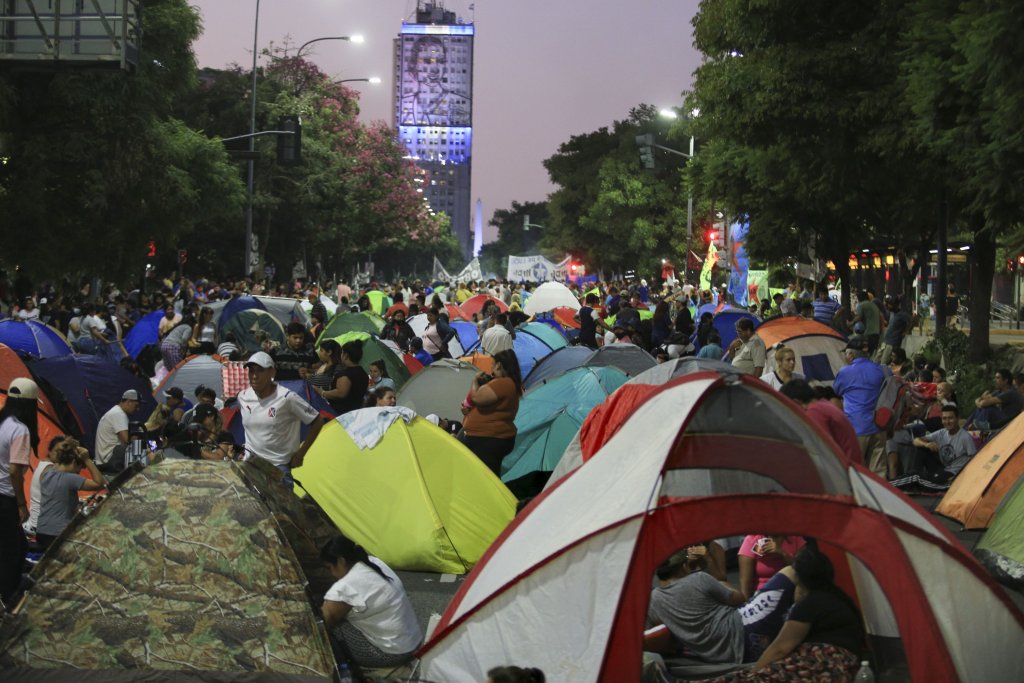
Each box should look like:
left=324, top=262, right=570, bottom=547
left=315, top=340, right=369, bottom=415
left=711, top=545, right=864, bottom=681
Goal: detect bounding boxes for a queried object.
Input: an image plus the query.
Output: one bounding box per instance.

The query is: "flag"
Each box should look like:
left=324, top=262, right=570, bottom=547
left=432, top=256, right=451, bottom=283
left=699, top=243, right=719, bottom=291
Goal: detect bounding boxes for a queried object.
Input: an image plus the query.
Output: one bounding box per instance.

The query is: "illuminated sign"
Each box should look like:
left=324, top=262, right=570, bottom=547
left=398, top=125, right=472, bottom=163
left=400, top=24, right=475, bottom=36
left=396, top=32, right=473, bottom=127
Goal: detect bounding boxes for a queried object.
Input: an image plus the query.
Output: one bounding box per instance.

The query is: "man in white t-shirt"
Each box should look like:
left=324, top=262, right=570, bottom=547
left=237, top=352, right=322, bottom=489
left=95, top=390, right=141, bottom=471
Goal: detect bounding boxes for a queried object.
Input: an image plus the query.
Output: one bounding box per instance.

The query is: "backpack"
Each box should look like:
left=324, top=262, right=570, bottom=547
left=874, top=375, right=929, bottom=431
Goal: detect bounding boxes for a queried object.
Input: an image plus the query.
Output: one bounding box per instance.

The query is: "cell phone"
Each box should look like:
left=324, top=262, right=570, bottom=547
left=147, top=440, right=158, bottom=452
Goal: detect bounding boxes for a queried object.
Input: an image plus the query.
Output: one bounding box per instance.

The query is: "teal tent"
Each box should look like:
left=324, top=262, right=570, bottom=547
left=518, top=321, right=568, bottom=352
left=975, top=476, right=1024, bottom=589
left=500, top=366, right=628, bottom=499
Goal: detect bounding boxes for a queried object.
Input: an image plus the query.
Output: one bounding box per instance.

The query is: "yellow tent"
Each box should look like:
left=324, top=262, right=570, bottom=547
left=293, top=417, right=517, bottom=574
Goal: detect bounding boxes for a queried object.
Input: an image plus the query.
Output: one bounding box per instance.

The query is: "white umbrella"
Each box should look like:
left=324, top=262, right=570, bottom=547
left=523, top=282, right=581, bottom=316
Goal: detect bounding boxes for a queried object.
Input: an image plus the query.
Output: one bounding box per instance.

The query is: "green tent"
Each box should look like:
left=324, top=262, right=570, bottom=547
left=220, top=308, right=286, bottom=353
left=975, top=476, right=1024, bottom=589
left=501, top=366, right=629, bottom=499
left=294, top=417, right=516, bottom=574
left=328, top=331, right=411, bottom=389
left=0, top=458, right=338, bottom=680
left=318, top=310, right=385, bottom=343
left=364, top=290, right=392, bottom=315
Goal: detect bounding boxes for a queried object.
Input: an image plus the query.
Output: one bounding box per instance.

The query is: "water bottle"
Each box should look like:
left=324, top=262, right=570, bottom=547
left=854, top=660, right=875, bottom=683
left=338, top=663, right=354, bottom=683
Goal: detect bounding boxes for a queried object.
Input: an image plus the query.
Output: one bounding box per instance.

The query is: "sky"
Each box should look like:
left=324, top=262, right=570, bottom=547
left=191, top=1, right=702, bottom=243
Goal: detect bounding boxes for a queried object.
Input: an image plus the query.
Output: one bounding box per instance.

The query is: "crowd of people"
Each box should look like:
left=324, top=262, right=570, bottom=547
left=0, top=267, right=1009, bottom=681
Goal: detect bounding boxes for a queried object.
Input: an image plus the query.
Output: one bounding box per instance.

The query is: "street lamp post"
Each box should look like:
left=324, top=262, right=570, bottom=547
left=244, top=23, right=366, bottom=275
left=244, top=0, right=261, bottom=277
left=335, top=77, right=382, bottom=86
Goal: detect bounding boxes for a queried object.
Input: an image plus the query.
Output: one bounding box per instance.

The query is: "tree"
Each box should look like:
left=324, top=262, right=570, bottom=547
left=543, top=105, right=690, bottom=276
left=901, top=0, right=1024, bottom=359
left=0, top=0, right=245, bottom=282
left=685, top=0, right=939, bottom=308
left=477, top=200, right=550, bottom=276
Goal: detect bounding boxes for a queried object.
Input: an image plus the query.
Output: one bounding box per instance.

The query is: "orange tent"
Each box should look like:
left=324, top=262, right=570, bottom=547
left=0, top=343, right=60, bottom=420
left=936, top=412, right=1024, bottom=529
left=0, top=393, right=68, bottom=505
left=755, top=316, right=845, bottom=347
left=756, top=317, right=847, bottom=384
left=459, top=353, right=495, bottom=374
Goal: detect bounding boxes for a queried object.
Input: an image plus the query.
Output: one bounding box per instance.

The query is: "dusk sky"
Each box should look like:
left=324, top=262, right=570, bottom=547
left=192, top=1, right=702, bottom=243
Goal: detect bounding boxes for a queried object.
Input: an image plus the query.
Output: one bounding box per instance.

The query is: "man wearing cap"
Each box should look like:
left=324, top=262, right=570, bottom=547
left=833, top=336, right=889, bottom=476
left=237, top=352, right=322, bottom=489
left=1, top=378, right=40, bottom=603
left=162, top=387, right=192, bottom=425
left=95, top=390, right=141, bottom=473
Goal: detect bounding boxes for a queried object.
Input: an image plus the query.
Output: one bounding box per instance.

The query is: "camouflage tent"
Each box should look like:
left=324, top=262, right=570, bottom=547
left=0, top=458, right=339, bottom=682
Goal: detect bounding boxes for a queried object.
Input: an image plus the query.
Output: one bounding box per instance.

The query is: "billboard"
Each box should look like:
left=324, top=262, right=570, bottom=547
left=396, top=31, right=473, bottom=127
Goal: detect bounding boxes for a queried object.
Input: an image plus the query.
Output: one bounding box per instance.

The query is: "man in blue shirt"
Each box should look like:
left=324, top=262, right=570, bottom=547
left=833, top=336, right=889, bottom=477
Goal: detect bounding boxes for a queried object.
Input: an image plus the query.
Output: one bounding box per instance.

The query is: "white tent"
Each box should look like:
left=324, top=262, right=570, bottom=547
left=523, top=282, right=581, bottom=316
left=419, top=374, right=1024, bottom=683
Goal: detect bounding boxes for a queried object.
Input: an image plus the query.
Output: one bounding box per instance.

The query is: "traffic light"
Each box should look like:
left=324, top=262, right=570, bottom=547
left=1018, top=254, right=1024, bottom=267
left=178, top=249, right=188, bottom=265
left=706, top=228, right=718, bottom=244
left=635, top=133, right=655, bottom=170
left=146, top=241, right=156, bottom=258
left=277, top=115, right=302, bottom=165
left=570, top=262, right=578, bottom=274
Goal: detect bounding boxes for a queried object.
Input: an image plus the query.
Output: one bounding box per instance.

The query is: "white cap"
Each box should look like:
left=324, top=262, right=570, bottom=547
left=121, top=389, right=140, bottom=401
left=245, top=351, right=275, bottom=369
left=8, top=377, right=39, bottom=401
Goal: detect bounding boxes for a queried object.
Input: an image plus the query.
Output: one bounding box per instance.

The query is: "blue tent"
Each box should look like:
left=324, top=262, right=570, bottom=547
left=451, top=321, right=480, bottom=351
left=509, top=331, right=558, bottom=378
left=0, top=319, right=72, bottom=359
left=501, top=366, right=629, bottom=499
left=523, top=346, right=593, bottom=391
left=712, top=308, right=761, bottom=350
left=28, top=354, right=157, bottom=456
left=123, top=309, right=165, bottom=359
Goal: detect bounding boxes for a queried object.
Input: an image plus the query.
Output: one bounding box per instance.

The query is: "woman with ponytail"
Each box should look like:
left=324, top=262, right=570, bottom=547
left=320, top=535, right=423, bottom=669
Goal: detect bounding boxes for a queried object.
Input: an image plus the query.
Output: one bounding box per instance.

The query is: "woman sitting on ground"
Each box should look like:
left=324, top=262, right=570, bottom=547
left=320, top=535, right=423, bottom=670
left=710, top=546, right=865, bottom=681
left=460, top=349, right=523, bottom=476
left=35, top=438, right=105, bottom=549
left=760, top=346, right=804, bottom=390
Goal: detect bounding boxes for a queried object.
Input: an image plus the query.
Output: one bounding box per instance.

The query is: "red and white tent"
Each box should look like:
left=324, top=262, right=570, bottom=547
left=418, top=373, right=1024, bottom=682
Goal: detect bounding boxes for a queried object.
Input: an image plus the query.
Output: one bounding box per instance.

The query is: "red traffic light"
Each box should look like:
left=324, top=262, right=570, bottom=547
left=570, top=263, right=578, bottom=273
left=146, top=241, right=157, bottom=258
left=706, top=230, right=718, bottom=242
left=1018, top=254, right=1024, bottom=266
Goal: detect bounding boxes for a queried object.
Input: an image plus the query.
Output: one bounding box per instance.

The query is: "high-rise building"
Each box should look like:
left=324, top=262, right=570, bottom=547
left=393, top=1, right=474, bottom=259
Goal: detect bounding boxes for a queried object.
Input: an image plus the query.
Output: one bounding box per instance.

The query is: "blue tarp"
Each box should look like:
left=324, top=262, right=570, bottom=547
left=123, top=309, right=165, bottom=359
left=28, top=355, right=157, bottom=456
